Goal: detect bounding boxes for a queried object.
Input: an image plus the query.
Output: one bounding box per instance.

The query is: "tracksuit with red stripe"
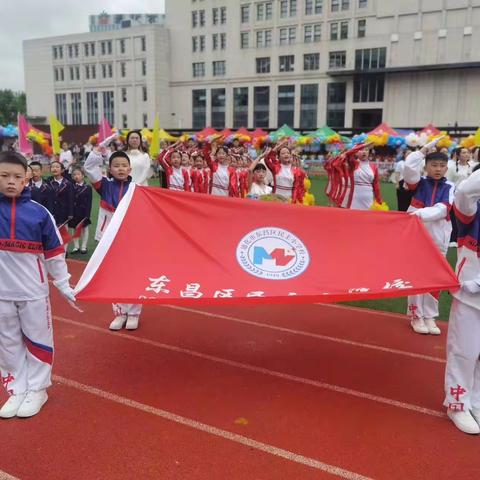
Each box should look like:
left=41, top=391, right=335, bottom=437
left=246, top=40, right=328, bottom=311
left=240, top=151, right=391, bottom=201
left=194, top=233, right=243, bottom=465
left=84, top=151, right=142, bottom=319
left=404, top=151, right=454, bottom=320
left=0, top=189, right=70, bottom=396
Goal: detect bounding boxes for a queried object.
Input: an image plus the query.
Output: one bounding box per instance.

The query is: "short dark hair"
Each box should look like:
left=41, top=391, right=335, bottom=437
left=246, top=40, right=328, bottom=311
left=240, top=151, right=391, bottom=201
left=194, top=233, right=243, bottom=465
left=0, top=151, right=28, bottom=172
left=29, top=161, right=42, bottom=169
left=253, top=163, right=266, bottom=172
left=72, top=167, right=85, bottom=175
left=109, top=151, right=130, bottom=166
left=425, top=152, right=448, bottom=164
left=50, top=160, right=65, bottom=171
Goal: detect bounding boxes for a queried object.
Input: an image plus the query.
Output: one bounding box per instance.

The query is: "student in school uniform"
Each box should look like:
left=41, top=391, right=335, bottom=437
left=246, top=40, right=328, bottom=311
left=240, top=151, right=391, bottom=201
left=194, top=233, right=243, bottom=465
left=28, top=161, right=54, bottom=212
left=69, top=168, right=92, bottom=255
left=48, top=161, right=74, bottom=227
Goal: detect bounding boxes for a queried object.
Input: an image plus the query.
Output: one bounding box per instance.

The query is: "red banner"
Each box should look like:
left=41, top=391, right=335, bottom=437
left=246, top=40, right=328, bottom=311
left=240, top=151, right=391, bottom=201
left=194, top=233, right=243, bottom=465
left=74, top=186, right=459, bottom=305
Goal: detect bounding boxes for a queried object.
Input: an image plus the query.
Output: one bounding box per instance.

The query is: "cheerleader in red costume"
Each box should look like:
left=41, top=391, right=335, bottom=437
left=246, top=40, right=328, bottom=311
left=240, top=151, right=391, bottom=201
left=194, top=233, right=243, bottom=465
left=204, top=142, right=239, bottom=197
left=157, top=143, right=191, bottom=192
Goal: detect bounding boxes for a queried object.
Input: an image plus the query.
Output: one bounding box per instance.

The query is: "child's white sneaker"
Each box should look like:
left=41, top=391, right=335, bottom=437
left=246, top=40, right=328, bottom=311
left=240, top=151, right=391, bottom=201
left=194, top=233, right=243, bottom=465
left=17, top=390, right=48, bottom=418
left=424, top=318, right=441, bottom=335
left=447, top=409, right=480, bottom=434
left=0, top=393, right=27, bottom=419
left=125, top=315, right=139, bottom=330
left=109, top=315, right=127, bottom=330
left=410, top=317, right=429, bottom=334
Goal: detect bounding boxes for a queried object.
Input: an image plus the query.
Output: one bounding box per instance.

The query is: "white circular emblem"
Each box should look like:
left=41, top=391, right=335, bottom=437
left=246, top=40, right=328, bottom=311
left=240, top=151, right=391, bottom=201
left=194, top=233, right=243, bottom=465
left=236, top=227, right=310, bottom=280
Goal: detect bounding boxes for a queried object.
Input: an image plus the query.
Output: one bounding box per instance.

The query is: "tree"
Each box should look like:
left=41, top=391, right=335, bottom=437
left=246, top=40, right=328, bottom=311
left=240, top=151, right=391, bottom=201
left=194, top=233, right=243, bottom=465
left=0, top=90, right=26, bottom=125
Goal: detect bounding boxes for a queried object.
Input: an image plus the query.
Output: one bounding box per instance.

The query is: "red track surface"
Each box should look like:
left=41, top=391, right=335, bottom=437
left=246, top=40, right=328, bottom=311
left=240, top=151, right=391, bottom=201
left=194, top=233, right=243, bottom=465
left=1, top=260, right=479, bottom=480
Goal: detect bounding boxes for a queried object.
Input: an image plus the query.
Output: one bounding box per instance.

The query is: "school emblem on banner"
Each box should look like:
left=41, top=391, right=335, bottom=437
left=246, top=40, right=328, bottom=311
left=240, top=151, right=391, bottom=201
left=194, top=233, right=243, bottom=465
left=236, top=227, right=310, bottom=280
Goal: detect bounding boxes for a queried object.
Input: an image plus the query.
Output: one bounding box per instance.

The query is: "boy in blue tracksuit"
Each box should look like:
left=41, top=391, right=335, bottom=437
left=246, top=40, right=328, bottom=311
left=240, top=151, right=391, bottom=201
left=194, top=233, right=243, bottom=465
left=0, top=151, right=76, bottom=418
left=84, top=135, right=142, bottom=331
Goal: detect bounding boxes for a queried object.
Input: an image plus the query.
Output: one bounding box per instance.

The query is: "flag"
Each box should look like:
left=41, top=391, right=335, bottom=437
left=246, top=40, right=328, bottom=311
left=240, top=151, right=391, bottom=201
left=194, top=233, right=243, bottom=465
left=58, top=219, right=86, bottom=245
left=74, top=187, right=459, bottom=305
left=18, top=114, right=33, bottom=155
left=49, top=115, right=65, bottom=154
left=149, top=115, right=160, bottom=158
left=98, top=116, right=113, bottom=144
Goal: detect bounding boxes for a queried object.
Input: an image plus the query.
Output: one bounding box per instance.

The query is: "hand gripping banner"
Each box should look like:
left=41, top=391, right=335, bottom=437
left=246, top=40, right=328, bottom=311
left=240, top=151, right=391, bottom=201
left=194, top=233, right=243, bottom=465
left=74, top=186, right=459, bottom=305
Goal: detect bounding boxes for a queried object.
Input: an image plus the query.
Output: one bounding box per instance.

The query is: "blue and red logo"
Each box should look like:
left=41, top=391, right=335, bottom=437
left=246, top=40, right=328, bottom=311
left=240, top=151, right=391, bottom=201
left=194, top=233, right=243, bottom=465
left=236, top=227, right=310, bottom=280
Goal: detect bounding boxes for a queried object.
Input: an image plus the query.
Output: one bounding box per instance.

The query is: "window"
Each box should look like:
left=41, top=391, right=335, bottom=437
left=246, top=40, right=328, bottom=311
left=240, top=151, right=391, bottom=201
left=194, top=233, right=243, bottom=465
left=84, top=65, right=89, bottom=80
left=340, top=21, right=348, bottom=39
left=277, top=85, right=295, bottom=127
left=60, top=68, right=64, bottom=81
left=142, top=60, right=147, bottom=76
left=329, top=51, right=346, bottom=68
left=257, top=2, right=272, bottom=20
left=279, top=55, right=294, bottom=72
left=256, top=30, right=272, bottom=47
left=359, top=0, right=367, bottom=7
left=330, top=22, right=338, bottom=40
left=241, top=32, right=249, bottom=49
left=192, top=89, right=207, bottom=128
left=280, top=0, right=288, bottom=17
left=69, top=67, right=74, bottom=81
left=358, top=19, right=366, bottom=38
left=100, top=41, right=106, bottom=55
left=55, top=94, right=67, bottom=125
left=304, top=53, right=320, bottom=70
left=142, top=86, right=147, bottom=102
left=90, top=43, right=95, bottom=56
left=54, top=68, right=59, bottom=82
left=75, top=66, right=80, bottom=80
left=192, top=36, right=198, bottom=52
left=193, top=62, right=205, bottom=77
left=199, top=10, right=205, bottom=26
left=241, top=4, right=250, bottom=23
left=327, top=82, right=346, bottom=127
left=120, top=39, right=126, bottom=54
left=86, top=92, right=98, bottom=124
left=108, top=64, right=113, bottom=78
left=122, top=114, right=128, bottom=129
left=91, top=65, right=96, bottom=79
left=256, top=57, right=271, bottom=73
left=254, top=86, right=270, bottom=128
left=300, top=84, right=318, bottom=129
left=74, top=44, right=79, bottom=57
left=211, top=88, right=226, bottom=128
left=233, top=87, right=248, bottom=128
left=342, top=0, right=350, bottom=10
left=221, top=7, right=227, bottom=24
left=192, top=11, right=198, bottom=27
left=120, top=62, right=126, bottom=77
left=279, top=27, right=296, bottom=45
left=199, top=35, right=205, bottom=51
left=121, top=88, right=127, bottom=102
left=143, top=114, right=148, bottom=128
left=68, top=44, right=73, bottom=58
left=213, top=61, right=226, bottom=76
left=101, top=40, right=112, bottom=55
left=58, top=46, right=63, bottom=59
left=353, top=74, right=384, bottom=102
left=70, top=93, right=82, bottom=125
left=84, top=43, right=89, bottom=57
left=102, top=91, right=114, bottom=125
left=212, top=7, right=219, bottom=25
left=355, top=47, right=386, bottom=70
left=331, top=0, right=339, bottom=12
left=220, top=33, right=227, bottom=49
left=212, top=34, right=219, bottom=50
left=304, top=24, right=321, bottom=42
left=53, top=46, right=58, bottom=60
left=305, top=0, right=322, bottom=14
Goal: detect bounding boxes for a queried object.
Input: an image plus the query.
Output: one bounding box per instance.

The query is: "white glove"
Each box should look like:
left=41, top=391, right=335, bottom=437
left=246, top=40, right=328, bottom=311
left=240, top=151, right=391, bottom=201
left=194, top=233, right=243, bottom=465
left=99, top=132, right=118, bottom=149
left=424, top=136, right=445, bottom=151
left=54, top=279, right=76, bottom=302
left=410, top=204, right=446, bottom=222
left=462, top=280, right=480, bottom=294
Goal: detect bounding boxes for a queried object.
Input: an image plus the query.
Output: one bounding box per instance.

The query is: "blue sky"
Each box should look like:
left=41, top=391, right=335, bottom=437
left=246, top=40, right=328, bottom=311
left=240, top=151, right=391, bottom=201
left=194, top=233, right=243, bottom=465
left=1, top=0, right=165, bottom=91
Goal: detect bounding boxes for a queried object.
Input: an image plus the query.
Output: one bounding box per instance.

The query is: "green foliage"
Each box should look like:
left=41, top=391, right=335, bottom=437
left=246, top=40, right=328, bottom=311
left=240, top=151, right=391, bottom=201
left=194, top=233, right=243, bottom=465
left=0, top=89, right=26, bottom=125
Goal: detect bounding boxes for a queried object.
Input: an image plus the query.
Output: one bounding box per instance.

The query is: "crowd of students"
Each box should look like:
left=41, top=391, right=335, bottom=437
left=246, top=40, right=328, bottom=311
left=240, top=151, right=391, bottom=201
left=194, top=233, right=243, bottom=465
left=2, top=130, right=480, bottom=437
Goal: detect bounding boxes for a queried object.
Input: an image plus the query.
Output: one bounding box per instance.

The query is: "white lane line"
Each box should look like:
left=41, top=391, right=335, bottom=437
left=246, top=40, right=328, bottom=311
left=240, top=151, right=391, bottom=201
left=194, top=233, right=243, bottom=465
left=0, top=470, right=19, bottom=480
left=314, top=302, right=409, bottom=320
left=162, top=305, right=446, bottom=365
left=54, top=316, right=445, bottom=419
left=53, top=374, right=373, bottom=480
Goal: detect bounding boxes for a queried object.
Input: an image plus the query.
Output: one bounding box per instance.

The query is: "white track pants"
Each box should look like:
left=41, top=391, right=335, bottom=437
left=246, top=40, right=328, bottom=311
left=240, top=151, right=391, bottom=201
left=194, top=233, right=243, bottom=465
left=0, top=298, right=53, bottom=396
left=444, top=299, right=480, bottom=412
left=407, top=293, right=439, bottom=319
left=112, top=303, right=142, bottom=318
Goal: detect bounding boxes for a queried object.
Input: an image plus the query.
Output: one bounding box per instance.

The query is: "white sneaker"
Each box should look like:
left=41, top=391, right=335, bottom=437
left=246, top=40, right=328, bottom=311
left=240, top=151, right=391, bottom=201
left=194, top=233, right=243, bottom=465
left=125, top=315, right=139, bottom=330
left=17, top=390, right=48, bottom=418
left=447, top=409, right=480, bottom=434
left=0, top=393, right=27, bottom=419
left=109, top=315, right=127, bottom=330
left=410, top=317, right=429, bottom=334
left=424, top=318, right=441, bottom=335
left=449, top=241, right=458, bottom=248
